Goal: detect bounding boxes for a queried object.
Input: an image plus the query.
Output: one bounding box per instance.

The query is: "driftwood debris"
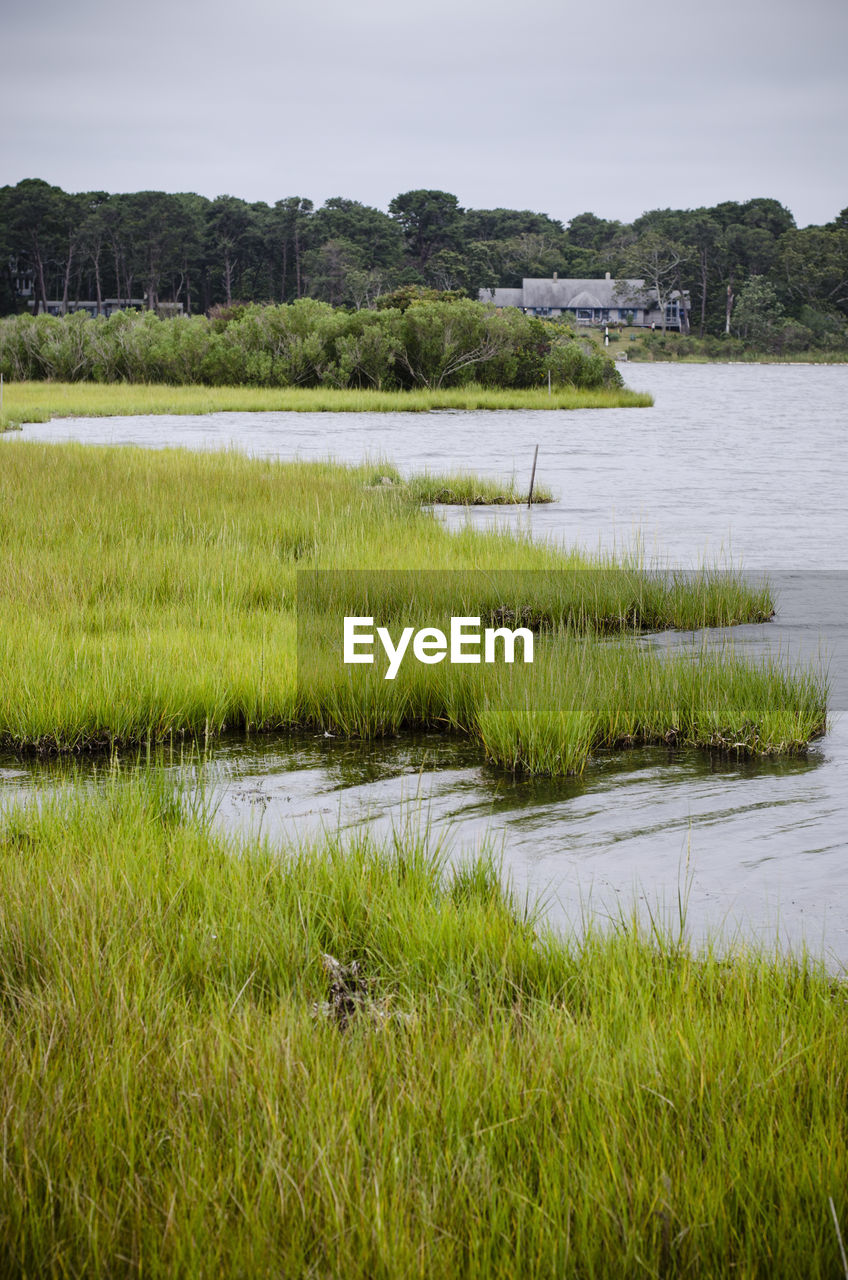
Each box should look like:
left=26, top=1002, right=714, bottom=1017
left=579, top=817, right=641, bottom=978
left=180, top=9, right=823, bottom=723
left=312, top=953, right=412, bottom=1031
left=313, top=953, right=369, bottom=1029
left=489, top=604, right=536, bottom=628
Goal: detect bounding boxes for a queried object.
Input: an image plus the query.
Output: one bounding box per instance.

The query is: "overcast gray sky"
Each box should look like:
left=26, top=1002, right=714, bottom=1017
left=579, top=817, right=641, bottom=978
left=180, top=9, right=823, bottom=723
left=3, top=0, right=846, bottom=227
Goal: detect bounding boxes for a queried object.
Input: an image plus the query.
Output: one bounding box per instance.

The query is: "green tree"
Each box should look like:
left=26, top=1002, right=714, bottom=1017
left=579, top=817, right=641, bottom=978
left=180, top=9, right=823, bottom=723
left=206, top=196, right=255, bottom=306
left=685, top=213, right=722, bottom=338
left=566, top=212, right=625, bottom=253
left=238, top=201, right=276, bottom=303
left=168, top=193, right=207, bottom=315
left=618, top=232, right=690, bottom=332
left=389, top=298, right=506, bottom=388
left=633, top=208, right=720, bottom=336
left=388, top=190, right=464, bottom=269
left=269, top=197, right=314, bottom=301
left=463, top=207, right=564, bottom=241
left=310, top=198, right=403, bottom=272
left=631, top=199, right=796, bottom=337
left=425, top=248, right=471, bottom=293
left=732, top=275, right=784, bottom=344
left=712, top=197, right=795, bottom=240
left=777, top=226, right=848, bottom=318
left=78, top=191, right=110, bottom=315
left=373, top=284, right=464, bottom=312
left=1, top=179, right=67, bottom=313
left=304, top=238, right=364, bottom=307
left=117, top=191, right=191, bottom=311
left=100, top=194, right=139, bottom=306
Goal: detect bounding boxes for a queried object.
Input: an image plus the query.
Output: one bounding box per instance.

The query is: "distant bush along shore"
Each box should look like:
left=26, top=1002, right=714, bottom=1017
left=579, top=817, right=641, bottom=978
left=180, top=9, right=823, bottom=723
left=0, top=300, right=623, bottom=394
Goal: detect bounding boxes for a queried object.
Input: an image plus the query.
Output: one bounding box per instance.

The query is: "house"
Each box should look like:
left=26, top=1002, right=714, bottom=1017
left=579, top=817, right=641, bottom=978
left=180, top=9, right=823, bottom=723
left=8, top=257, right=34, bottom=300
left=24, top=297, right=183, bottom=318
left=479, top=273, right=690, bottom=330
left=26, top=297, right=147, bottom=317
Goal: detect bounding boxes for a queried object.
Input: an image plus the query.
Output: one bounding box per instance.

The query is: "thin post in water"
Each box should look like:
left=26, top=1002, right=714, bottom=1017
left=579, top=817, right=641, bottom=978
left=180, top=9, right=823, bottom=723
left=528, top=444, right=539, bottom=508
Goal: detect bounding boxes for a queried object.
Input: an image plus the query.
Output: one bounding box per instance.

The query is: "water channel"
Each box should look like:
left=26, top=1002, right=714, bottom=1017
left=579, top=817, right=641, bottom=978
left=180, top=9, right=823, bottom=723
left=3, top=363, right=848, bottom=961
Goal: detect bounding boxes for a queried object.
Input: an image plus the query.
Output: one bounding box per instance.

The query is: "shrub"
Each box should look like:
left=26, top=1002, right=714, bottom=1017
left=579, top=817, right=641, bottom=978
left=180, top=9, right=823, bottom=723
left=0, top=301, right=623, bottom=392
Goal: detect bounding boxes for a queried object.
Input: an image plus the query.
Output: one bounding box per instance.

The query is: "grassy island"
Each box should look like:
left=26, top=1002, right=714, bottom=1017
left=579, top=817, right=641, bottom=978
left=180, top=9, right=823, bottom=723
left=0, top=378, right=652, bottom=431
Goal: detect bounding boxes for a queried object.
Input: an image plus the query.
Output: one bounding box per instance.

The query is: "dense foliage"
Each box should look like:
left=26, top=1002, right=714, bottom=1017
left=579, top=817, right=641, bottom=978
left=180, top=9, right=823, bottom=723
left=0, top=301, right=622, bottom=390
left=1, top=180, right=847, bottom=351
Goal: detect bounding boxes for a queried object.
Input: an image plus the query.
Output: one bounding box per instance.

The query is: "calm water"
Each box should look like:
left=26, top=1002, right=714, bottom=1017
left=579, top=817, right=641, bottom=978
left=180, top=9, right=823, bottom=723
left=4, top=364, right=848, bottom=960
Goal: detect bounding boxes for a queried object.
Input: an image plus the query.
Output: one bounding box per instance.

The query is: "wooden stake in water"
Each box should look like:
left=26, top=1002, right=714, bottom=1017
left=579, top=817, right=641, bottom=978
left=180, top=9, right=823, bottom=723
left=547, top=369, right=551, bottom=396
left=528, top=444, right=539, bottom=508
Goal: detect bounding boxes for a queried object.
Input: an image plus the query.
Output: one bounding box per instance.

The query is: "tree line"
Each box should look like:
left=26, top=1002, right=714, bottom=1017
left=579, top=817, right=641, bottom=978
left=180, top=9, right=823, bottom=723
left=1, top=179, right=846, bottom=349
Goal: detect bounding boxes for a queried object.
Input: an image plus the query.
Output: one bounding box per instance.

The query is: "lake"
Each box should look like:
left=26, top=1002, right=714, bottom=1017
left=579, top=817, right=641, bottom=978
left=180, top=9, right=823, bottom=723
left=4, top=363, right=848, bottom=961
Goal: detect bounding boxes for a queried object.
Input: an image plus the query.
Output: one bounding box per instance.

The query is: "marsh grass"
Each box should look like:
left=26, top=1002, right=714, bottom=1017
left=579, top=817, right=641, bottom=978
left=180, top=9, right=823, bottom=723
left=0, top=778, right=846, bottom=1277
left=361, top=467, right=555, bottom=504
left=0, top=443, right=826, bottom=769
left=402, top=470, right=555, bottom=504
left=297, top=625, right=826, bottom=773
left=0, top=379, right=652, bottom=431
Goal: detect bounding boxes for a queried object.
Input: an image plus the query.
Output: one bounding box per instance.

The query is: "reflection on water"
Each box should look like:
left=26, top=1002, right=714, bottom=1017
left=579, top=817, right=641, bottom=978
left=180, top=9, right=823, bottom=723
left=2, top=719, right=842, bottom=963
left=3, top=363, right=848, bottom=963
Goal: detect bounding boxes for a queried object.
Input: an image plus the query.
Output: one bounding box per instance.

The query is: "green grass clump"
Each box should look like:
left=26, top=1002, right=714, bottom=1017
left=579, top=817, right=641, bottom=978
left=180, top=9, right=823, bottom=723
left=297, top=626, right=825, bottom=771
left=1, top=780, right=847, bottom=1277
left=395, top=469, right=554, bottom=504
left=0, top=443, right=825, bottom=768
left=0, top=379, right=652, bottom=429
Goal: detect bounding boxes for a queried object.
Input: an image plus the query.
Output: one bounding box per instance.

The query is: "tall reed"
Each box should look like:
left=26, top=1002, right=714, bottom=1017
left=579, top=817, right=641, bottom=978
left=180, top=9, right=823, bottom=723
left=0, top=778, right=845, bottom=1278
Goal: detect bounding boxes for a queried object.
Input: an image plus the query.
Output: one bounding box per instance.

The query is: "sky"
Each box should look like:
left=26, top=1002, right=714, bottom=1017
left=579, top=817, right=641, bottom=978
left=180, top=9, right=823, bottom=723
left=2, top=0, right=846, bottom=228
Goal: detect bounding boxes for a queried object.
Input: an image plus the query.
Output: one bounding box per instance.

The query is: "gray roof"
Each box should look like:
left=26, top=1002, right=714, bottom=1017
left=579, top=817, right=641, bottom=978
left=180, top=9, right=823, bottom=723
left=479, top=277, right=689, bottom=315
left=567, top=289, right=603, bottom=308
left=479, top=287, right=525, bottom=307
left=521, top=278, right=651, bottom=309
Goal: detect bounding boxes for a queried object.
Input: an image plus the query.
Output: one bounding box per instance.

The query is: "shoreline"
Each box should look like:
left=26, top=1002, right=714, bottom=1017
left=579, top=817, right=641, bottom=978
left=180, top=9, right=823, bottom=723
left=0, top=380, right=652, bottom=432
